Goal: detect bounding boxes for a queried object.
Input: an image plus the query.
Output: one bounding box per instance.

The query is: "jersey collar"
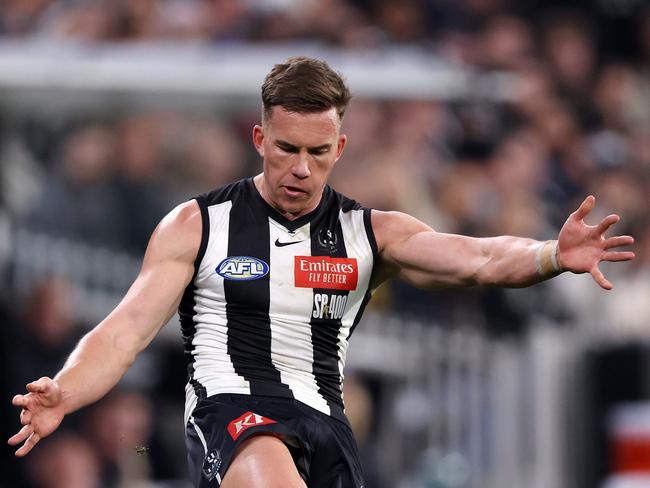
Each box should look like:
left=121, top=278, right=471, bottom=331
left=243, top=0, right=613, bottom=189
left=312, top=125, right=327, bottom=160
left=246, top=177, right=332, bottom=233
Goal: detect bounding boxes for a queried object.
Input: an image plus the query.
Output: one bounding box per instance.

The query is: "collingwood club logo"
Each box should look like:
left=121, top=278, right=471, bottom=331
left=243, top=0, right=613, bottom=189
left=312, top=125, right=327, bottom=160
left=202, top=449, right=222, bottom=482
left=318, top=227, right=337, bottom=250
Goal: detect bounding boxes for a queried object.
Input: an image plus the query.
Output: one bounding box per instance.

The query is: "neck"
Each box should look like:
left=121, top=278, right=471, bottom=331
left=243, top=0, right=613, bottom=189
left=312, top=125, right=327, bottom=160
left=253, top=173, right=321, bottom=221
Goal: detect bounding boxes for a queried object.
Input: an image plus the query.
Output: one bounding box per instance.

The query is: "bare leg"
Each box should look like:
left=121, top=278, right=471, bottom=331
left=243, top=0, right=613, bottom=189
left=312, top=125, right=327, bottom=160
left=221, top=435, right=307, bottom=488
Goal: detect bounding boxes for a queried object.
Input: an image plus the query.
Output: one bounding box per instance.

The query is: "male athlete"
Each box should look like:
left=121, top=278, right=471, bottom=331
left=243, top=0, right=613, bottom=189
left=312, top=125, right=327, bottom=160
left=9, top=57, right=635, bottom=487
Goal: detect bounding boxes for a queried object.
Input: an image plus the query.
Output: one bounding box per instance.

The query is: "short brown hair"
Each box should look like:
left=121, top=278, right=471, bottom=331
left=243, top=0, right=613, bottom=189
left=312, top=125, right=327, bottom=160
left=261, top=57, right=352, bottom=122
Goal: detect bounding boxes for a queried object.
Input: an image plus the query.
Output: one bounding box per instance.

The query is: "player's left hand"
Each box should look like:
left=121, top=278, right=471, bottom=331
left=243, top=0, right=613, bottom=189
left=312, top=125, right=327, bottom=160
left=8, top=377, right=65, bottom=457
left=557, top=195, right=635, bottom=290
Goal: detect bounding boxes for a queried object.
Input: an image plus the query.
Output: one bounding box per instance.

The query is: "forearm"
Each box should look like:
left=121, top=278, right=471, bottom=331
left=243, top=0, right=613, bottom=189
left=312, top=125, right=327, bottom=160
left=374, top=200, right=633, bottom=291
left=53, top=323, right=139, bottom=414
left=475, top=236, right=562, bottom=287
left=391, top=231, right=563, bottom=289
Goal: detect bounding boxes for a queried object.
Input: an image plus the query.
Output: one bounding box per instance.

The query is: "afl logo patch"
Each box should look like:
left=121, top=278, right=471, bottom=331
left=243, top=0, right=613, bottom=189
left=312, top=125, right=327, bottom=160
left=216, top=256, right=269, bottom=280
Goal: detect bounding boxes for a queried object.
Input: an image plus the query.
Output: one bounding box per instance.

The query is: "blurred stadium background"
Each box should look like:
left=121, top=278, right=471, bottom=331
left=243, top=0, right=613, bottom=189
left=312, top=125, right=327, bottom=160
left=0, top=0, right=648, bottom=487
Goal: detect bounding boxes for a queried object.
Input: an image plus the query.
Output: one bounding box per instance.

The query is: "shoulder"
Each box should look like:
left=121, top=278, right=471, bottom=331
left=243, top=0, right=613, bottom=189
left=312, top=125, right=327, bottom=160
left=160, top=200, right=202, bottom=232
left=371, top=210, right=433, bottom=254
left=148, top=200, right=202, bottom=263
left=326, top=185, right=363, bottom=213
left=198, top=178, right=249, bottom=208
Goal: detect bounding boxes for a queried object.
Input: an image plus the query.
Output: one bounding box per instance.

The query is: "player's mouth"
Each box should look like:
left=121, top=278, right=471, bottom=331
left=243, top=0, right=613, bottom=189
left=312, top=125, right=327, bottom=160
left=282, top=185, right=308, bottom=198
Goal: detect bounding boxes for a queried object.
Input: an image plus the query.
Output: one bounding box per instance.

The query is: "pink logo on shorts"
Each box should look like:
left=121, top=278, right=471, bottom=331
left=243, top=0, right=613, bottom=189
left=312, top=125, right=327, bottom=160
left=227, top=411, right=277, bottom=440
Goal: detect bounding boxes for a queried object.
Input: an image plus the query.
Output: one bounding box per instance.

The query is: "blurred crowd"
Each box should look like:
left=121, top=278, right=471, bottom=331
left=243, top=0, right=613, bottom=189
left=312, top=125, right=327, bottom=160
left=0, top=0, right=647, bottom=54
left=1, top=0, right=649, bottom=487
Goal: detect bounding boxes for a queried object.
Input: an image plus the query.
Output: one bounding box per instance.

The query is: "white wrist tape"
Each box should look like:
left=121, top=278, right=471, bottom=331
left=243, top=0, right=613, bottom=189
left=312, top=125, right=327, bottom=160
left=535, top=240, right=561, bottom=276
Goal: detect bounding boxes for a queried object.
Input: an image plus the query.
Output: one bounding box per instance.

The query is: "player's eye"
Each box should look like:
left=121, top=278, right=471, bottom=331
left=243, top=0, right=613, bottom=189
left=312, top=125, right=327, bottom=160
left=277, top=144, right=298, bottom=153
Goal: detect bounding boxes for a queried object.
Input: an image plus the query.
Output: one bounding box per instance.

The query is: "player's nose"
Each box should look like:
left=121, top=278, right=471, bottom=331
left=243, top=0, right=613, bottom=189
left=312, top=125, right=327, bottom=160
left=291, top=152, right=311, bottom=179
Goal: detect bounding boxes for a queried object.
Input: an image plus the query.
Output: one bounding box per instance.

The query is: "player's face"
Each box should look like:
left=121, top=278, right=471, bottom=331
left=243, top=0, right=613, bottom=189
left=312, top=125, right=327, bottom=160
left=253, top=106, right=347, bottom=219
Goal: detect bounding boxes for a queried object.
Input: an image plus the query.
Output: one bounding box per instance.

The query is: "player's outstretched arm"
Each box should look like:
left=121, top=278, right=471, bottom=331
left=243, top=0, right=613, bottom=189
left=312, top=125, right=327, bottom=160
left=8, top=200, right=202, bottom=457
left=372, top=195, right=634, bottom=290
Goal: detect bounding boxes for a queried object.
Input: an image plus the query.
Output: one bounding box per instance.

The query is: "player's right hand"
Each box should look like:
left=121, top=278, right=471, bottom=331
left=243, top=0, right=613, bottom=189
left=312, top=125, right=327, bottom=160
left=7, top=376, right=66, bottom=457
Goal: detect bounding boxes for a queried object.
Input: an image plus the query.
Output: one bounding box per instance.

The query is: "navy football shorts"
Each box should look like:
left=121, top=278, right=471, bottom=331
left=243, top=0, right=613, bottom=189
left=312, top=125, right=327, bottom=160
left=185, top=393, right=365, bottom=488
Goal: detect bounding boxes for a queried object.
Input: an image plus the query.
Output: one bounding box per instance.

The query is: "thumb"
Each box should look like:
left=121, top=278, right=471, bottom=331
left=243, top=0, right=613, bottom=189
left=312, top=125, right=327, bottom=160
left=572, top=195, right=595, bottom=221
left=26, top=377, right=53, bottom=395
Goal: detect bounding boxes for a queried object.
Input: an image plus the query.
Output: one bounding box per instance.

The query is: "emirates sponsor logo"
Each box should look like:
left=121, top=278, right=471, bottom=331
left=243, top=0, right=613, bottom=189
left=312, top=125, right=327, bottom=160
left=294, top=256, right=358, bottom=291
left=227, top=411, right=276, bottom=440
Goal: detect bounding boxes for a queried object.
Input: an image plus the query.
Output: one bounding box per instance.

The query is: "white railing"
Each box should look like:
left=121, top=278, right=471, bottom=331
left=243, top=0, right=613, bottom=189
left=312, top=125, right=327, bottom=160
left=349, top=316, right=585, bottom=488
left=0, top=40, right=516, bottom=111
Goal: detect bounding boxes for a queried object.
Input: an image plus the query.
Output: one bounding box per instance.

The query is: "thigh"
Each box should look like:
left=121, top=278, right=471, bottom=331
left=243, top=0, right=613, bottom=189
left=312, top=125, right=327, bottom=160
left=221, top=435, right=306, bottom=488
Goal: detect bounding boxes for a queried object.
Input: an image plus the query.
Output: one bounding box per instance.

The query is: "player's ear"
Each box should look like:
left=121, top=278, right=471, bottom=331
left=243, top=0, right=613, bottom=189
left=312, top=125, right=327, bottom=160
left=253, top=125, right=265, bottom=157
left=334, top=134, right=347, bottom=162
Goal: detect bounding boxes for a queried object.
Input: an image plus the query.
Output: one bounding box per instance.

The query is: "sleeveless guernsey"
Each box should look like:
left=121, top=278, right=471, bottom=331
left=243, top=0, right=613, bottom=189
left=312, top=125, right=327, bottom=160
left=179, top=178, right=377, bottom=425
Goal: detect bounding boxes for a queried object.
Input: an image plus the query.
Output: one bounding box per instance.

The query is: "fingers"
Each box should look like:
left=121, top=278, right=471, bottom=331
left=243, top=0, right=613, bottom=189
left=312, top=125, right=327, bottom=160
left=603, top=251, right=636, bottom=262
left=597, top=214, right=620, bottom=235
left=8, top=424, right=33, bottom=447
left=26, top=377, right=53, bottom=395
left=14, top=432, right=41, bottom=458
left=12, top=394, right=28, bottom=408
left=9, top=424, right=43, bottom=457
left=605, top=235, right=635, bottom=249
left=590, top=265, right=613, bottom=290
left=573, top=195, right=595, bottom=221
left=20, top=409, right=32, bottom=425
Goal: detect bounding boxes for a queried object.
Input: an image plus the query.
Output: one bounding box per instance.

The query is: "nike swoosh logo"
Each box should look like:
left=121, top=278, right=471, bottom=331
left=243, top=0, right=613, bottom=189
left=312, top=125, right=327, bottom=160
left=274, top=238, right=306, bottom=247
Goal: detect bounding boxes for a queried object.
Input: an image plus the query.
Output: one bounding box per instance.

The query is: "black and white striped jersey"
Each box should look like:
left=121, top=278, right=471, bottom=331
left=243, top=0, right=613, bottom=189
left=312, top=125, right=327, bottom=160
left=179, top=178, right=377, bottom=425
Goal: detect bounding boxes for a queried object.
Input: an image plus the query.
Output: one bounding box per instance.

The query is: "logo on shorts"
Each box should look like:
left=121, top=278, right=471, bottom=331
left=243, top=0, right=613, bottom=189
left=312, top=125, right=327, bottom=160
left=295, top=256, right=358, bottom=290
left=202, top=448, right=222, bottom=482
left=227, top=411, right=277, bottom=440
left=216, top=256, right=269, bottom=280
